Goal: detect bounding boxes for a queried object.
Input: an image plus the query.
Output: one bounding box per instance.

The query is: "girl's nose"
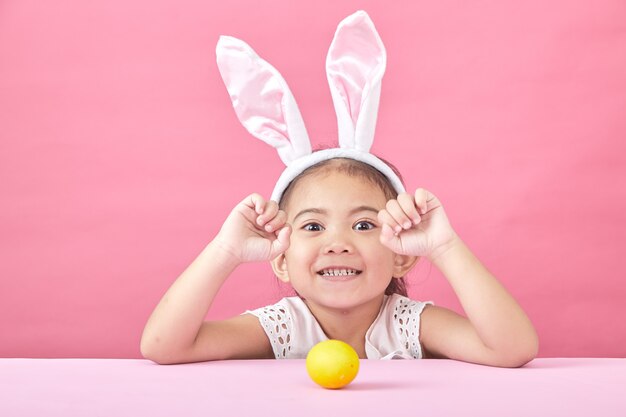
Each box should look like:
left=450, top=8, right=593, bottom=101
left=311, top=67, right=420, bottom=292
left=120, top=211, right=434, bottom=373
left=322, top=232, right=355, bottom=254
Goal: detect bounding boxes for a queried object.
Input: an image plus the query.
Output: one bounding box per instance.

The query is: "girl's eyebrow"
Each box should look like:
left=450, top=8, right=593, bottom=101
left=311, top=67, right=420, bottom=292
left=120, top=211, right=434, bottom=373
left=293, top=206, right=379, bottom=222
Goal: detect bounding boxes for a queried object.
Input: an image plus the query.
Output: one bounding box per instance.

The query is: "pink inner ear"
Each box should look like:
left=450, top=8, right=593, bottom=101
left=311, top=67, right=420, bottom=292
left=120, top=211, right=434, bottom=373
left=217, top=41, right=290, bottom=146
left=234, top=67, right=289, bottom=144
left=327, top=20, right=385, bottom=126
left=216, top=36, right=312, bottom=164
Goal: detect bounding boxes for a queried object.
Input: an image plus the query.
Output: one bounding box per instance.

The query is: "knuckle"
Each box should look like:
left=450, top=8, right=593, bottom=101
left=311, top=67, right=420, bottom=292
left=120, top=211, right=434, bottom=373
left=248, top=193, right=264, bottom=208
left=271, top=212, right=285, bottom=224
left=400, top=196, right=414, bottom=209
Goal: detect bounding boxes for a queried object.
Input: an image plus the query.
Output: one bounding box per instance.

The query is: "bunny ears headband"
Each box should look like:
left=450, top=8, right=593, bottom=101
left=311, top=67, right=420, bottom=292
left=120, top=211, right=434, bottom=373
left=216, top=10, right=405, bottom=202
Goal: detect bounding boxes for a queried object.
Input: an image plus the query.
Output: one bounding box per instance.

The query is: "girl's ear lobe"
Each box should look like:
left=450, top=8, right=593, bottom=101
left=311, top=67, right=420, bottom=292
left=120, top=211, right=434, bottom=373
left=393, top=254, right=420, bottom=278
left=271, top=254, right=290, bottom=283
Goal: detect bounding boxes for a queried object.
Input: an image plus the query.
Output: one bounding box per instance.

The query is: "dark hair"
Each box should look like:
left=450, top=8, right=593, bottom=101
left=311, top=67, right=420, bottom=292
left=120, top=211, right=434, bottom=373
left=278, top=154, right=410, bottom=297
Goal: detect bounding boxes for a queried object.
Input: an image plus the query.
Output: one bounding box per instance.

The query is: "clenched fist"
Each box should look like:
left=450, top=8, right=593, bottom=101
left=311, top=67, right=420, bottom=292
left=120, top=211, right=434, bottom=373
left=214, top=194, right=291, bottom=263
left=378, top=188, right=458, bottom=260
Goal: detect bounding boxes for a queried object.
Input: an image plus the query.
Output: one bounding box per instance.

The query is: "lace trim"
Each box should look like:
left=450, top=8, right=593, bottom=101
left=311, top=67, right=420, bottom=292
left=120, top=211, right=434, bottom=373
left=254, top=304, right=292, bottom=359
left=394, top=297, right=432, bottom=359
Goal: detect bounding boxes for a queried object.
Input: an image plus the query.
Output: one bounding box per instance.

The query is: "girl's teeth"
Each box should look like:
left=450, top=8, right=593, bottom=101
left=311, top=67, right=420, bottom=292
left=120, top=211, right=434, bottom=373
left=320, top=269, right=358, bottom=276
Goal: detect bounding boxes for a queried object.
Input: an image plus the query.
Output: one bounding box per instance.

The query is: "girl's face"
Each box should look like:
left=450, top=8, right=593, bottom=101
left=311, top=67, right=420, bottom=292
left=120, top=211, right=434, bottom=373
left=272, top=169, right=414, bottom=312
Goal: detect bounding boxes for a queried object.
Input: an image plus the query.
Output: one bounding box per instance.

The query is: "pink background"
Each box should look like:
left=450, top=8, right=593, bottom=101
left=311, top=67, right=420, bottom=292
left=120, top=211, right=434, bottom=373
left=1, top=1, right=625, bottom=358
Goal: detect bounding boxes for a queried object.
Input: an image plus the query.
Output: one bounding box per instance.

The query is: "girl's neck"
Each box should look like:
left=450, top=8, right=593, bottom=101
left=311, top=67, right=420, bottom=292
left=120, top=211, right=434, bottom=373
left=303, top=294, right=386, bottom=358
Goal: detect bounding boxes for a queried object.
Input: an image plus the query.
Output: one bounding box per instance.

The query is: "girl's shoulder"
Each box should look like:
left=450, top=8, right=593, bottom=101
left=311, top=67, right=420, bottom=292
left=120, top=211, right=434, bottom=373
left=245, top=297, right=297, bottom=358
left=245, top=297, right=325, bottom=358
left=245, top=296, right=304, bottom=324
left=375, top=293, right=435, bottom=359
left=385, top=293, right=435, bottom=319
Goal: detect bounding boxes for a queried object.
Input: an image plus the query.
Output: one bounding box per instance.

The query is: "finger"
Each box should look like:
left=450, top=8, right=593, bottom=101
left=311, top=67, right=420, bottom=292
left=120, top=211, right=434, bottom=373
left=379, top=223, right=402, bottom=253
left=380, top=222, right=395, bottom=240
left=270, top=225, right=291, bottom=258
left=386, top=199, right=413, bottom=230
left=263, top=209, right=287, bottom=232
left=414, top=188, right=429, bottom=215
left=244, top=193, right=266, bottom=215
left=378, top=209, right=403, bottom=234
left=397, top=193, right=421, bottom=225
left=236, top=194, right=267, bottom=226
left=257, top=200, right=279, bottom=227
left=237, top=203, right=260, bottom=225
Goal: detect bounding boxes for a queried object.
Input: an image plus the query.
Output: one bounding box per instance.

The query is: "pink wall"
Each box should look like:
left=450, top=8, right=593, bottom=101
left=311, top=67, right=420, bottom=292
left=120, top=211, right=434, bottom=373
left=1, top=0, right=625, bottom=358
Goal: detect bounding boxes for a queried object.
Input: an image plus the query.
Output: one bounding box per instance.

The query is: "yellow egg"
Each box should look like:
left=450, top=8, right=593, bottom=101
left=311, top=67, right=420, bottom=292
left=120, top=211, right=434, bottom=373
left=306, top=340, right=360, bottom=389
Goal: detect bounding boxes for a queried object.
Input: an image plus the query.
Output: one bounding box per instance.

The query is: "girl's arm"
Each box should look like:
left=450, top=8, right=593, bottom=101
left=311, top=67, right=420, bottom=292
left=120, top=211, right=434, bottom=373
left=140, top=241, right=270, bottom=364
left=378, top=188, right=538, bottom=367
left=140, top=194, right=291, bottom=364
left=420, top=236, right=539, bottom=367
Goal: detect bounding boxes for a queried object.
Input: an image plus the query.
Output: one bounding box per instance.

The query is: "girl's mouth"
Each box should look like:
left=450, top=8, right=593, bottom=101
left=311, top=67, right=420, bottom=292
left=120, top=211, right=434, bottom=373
left=317, top=268, right=362, bottom=280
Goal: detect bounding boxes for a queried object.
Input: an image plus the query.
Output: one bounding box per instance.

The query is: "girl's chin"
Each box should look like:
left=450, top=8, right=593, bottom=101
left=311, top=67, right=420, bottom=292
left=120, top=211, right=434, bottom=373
left=301, top=292, right=385, bottom=312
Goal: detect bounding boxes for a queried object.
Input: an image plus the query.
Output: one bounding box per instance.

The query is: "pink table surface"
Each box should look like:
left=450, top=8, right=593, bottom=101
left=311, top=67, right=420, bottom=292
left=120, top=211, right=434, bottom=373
left=1, top=358, right=625, bottom=416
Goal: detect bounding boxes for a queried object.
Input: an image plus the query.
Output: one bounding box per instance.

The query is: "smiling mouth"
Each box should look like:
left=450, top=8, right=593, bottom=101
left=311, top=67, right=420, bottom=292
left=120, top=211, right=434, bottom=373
left=317, top=268, right=362, bottom=277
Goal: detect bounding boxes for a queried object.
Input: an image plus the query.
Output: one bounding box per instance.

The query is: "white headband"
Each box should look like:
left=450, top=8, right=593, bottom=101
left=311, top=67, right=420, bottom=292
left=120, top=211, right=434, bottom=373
left=216, top=10, right=405, bottom=202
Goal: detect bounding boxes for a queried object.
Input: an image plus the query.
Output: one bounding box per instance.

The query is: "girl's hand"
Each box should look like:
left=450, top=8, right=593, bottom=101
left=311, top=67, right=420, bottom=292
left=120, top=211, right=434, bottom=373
left=378, top=188, right=458, bottom=260
left=214, top=193, right=291, bottom=263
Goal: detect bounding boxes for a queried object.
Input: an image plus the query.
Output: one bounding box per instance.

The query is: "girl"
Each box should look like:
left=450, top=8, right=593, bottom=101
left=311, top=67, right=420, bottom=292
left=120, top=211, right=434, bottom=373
left=140, top=11, right=538, bottom=367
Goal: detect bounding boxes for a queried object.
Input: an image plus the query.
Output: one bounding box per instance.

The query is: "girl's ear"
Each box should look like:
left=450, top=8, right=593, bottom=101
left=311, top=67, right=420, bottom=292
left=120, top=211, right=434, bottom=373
left=271, top=254, right=290, bottom=283
left=392, top=254, right=420, bottom=278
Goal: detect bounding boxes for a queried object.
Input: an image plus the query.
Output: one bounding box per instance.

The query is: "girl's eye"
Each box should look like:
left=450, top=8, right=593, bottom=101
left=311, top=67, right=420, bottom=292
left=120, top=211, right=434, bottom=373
left=303, top=223, right=324, bottom=232
left=354, top=221, right=375, bottom=231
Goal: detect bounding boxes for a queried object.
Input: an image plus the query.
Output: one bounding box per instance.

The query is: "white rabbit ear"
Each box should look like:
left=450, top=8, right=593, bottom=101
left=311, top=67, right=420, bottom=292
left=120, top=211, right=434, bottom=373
left=326, top=11, right=386, bottom=152
left=216, top=36, right=312, bottom=165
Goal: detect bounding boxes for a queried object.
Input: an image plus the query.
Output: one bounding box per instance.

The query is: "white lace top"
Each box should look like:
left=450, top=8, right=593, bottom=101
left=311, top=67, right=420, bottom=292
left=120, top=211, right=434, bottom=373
left=245, top=294, right=433, bottom=360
